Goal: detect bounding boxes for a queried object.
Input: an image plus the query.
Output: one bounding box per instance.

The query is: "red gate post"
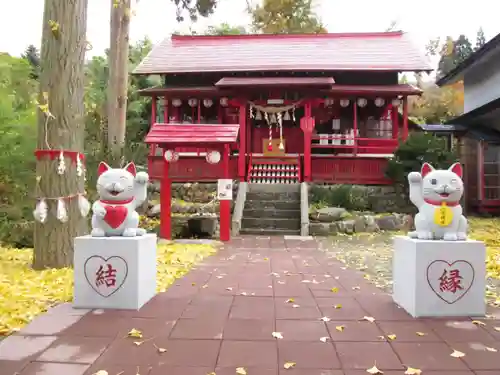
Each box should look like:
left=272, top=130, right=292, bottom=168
left=219, top=144, right=231, bottom=241
left=238, top=103, right=247, bottom=181
left=160, top=156, right=172, bottom=239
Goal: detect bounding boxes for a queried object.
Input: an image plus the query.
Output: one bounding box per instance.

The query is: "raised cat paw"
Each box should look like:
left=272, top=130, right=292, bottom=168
left=91, top=228, right=106, bottom=237
left=122, top=228, right=138, bottom=237
left=443, top=233, right=459, bottom=241
left=417, top=231, right=433, bottom=240
left=408, top=172, right=422, bottom=184
left=135, top=171, right=149, bottom=185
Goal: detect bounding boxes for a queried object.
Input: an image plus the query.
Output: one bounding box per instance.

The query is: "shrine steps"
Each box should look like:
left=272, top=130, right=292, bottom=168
left=240, top=183, right=301, bottom=235
left=248, top=157, right=300, bottom=184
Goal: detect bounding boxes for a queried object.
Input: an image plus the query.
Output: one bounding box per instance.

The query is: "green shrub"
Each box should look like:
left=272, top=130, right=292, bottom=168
left=386, top=132, right=458, bottom=195
left=310, top=184, right=371, bottom=211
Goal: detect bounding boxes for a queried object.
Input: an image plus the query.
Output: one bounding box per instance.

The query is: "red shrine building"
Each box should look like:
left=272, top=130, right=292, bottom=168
left=135, top=31, right=431, bottom=186
left=134, top=32, right=431, bottom=239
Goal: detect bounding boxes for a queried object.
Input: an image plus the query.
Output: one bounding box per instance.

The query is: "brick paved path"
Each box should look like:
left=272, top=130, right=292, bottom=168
left=1, top=236, right=500, bottom=375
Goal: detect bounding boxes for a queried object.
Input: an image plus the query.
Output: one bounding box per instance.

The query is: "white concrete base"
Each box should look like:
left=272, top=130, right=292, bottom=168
left=73, top=234, right=157, bottom=310
left=392, top=236, right=486, bottom=317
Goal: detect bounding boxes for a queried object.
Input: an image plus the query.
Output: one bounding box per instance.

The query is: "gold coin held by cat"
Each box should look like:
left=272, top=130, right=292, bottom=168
left=434, top=202, right=453, bottom=227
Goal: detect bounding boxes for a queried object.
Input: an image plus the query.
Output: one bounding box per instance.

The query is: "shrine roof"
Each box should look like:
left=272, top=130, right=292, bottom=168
left=133, top=31, right=432, bottom=75
left=323, top=84, right=422, bottom=96
left=144, top=123, right=240, bottom=145
left=215, top=77, right=335, bottom=87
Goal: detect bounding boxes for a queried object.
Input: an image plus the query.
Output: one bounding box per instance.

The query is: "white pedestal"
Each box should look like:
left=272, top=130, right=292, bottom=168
left=73, top=234, right=157, bottom=310
left=392, top=236, right=486, bottom=317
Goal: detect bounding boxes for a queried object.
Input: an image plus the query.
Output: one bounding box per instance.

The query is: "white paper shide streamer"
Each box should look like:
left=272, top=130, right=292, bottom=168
left=56, top=199, right=68, bottom=223
left=57, top=150, right=66, bottom=175
left=76, top=153, right=84, bottom=177
left=78, top=195, right=91, bottom=217
left=33, top=199, right=48, bottom=223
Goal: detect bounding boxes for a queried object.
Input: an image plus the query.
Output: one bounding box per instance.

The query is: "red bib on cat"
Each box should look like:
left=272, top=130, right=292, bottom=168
left=100, top=199, right=133, bottom=229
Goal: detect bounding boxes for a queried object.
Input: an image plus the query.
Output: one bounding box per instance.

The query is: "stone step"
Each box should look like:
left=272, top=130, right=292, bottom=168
left=242, top=217, right=301, bottom=231
left=246, top=191, right=300, bottom=202
left=245, top=200, right=300, bottom=211
left=239, top=228, right=300, bottom=236
left=247, top=183, right=300, bottom=193
left=243, top=208, right=301, bottom=219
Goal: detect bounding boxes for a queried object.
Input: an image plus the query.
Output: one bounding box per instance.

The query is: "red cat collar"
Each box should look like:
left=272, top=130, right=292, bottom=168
left=423, top=199, right=460, bottom=207
left=99, top=198, right=134, bottom=205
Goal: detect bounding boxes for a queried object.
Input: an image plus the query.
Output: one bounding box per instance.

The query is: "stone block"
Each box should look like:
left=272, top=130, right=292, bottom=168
left=73, top=234, right=157, bottom=310
left=392, top=236, right=486, bottom=317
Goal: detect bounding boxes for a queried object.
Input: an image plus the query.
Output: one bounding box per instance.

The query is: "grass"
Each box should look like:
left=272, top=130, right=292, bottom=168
left=0, top=242, right=217, bottom=336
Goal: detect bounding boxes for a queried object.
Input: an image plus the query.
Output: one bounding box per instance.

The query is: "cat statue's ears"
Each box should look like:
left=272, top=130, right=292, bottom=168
left=421, top=162, right=463, bottom=178
left=97, top=161, right=137, bottom=177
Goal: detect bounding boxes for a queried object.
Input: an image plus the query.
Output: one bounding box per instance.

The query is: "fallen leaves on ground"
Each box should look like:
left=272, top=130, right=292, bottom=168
left=404, top=367, right=422, bottom=375
left=128, top=328, right=143, bottom=338
left=236, top=367, right=247, bottom=375
left=335, top=325, right=345, bottom=332
left=387, top=334, right=396, bottom=340
left=366, top=364, right=383, bottom=374
left=362, top=316, right=376, bottom=323
left=415, top=332, right=427, bottom=336
left=283, top=362, right=296, bottom=369
left=272, top=331, right=283, bottom=339
left=0, top=242, right=217, bottom=336
left=450, top=349, right=466, bottom=358
left=320, top=336, right=329, bottom=342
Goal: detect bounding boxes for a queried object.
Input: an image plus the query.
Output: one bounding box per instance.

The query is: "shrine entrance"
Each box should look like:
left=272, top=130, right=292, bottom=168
left=144, top=123, right=240, bottom=241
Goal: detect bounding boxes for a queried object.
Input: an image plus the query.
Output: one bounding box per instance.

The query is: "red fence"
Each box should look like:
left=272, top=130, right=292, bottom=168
left=149, top=155, right=238, bottom=181
left=310, top=157, right=391, bottom=184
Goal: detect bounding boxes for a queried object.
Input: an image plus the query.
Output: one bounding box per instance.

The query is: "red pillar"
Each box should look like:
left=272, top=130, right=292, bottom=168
left=160, top=157, right=171, bottom=239
left=302, top=102, right=313, bottom=182
left=163, top=97, right=169, bottom=123
left=353, top=99, right=358, bottom=156
left=402, top=97, right=409, bottom=141
left=238, top=104, right=247, bottom=181
left=392, top=102, right=399, bottom=139
left=219, top=144, right=231, bottom=242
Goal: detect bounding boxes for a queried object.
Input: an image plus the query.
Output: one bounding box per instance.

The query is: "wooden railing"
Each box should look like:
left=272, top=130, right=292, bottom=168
left=310, top=156, right=391, bottom=184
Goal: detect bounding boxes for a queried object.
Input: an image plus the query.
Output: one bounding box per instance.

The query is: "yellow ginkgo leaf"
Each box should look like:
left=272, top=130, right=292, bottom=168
left=263, top=257, right=269, bottom=260
left=272, top=332, right=284, bottom=339
left=415, top=332, right=427, bottom=336
left=362, top=316, right=376, bottom=323
left=472, top=320, right=486, bottom=326
left=127, top=328, right=143, bottom=338
left=366, top=364, right=383, bottom=374
left=236, top=367, right=247, bottom=375
left=207, top=372, right=217, bottom=375
left=335, top=325, right=345, bottom=332
left=283, top=362, right=296, bottom=369
left=450, top=349, right=465, bottom=358
left=486, top=346, right=498, bottom=352
left=286, top=298, right=295, bottom=303
left=334, top=304, right=342, bottom=309
left=387, top=334, right=397, bottom=340
left=331, top=287, right=339, bottom=293
left=404, top=367, right=422, bottom=375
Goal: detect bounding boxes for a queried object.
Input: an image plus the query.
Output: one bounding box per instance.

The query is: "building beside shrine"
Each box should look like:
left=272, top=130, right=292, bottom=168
left=437, top=32, right=500, bottom=213
left=134, top=31, right=431, bottom=185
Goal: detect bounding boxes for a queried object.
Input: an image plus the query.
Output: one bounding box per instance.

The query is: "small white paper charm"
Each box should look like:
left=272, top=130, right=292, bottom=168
left=78, top=195, right=90, bottom=217
left=56, top=198, right=68, bottom=223
left=76, top=153, right=84, bottom=177
left=33, top=199, right=48, bottom=223
left=57, top=150, right=66, bottom=175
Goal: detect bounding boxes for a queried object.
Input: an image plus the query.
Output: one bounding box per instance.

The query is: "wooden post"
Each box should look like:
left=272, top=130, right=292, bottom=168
left=149, top=96, right=157, bottom=157
left=392, top=102, right=399, bottom=139
left=220, top=144, right=231, bottom=241
left=402, top=97, right=409, bottom=140
left=160, top=157, right=171, bottom=239
left=163, top=97, right=169, bottom=123
left=238, top=103, right=246, bottom=181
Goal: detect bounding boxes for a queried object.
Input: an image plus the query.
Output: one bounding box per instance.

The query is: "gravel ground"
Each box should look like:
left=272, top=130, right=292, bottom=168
left=320, top=232, right=500, bottom=305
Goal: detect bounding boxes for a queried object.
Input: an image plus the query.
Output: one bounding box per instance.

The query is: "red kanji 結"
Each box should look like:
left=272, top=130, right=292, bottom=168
left=438, top=268, right=463, bottom=294
left=95, top=263, right=117, bottom=288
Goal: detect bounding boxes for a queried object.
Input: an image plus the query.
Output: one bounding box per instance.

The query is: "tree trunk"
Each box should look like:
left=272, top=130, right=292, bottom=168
left=107, top=0, right=131, bottom=165
left=33, top=0, right=89, bottom=269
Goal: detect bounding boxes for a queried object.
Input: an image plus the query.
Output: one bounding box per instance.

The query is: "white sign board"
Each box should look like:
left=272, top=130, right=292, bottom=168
left=217, top=179, right=233, bottom=200
left=73, top=234, right=157, bottom=310
left=392, top=236, right=486, bottom=317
